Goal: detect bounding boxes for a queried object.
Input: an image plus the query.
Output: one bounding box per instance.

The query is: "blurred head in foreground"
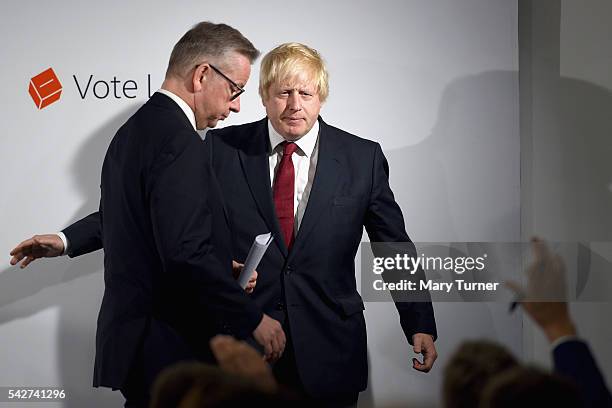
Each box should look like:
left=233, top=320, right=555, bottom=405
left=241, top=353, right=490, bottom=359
left=479, top=365, right=581, bottom=408
left=443, top=340, right=519, bottom=408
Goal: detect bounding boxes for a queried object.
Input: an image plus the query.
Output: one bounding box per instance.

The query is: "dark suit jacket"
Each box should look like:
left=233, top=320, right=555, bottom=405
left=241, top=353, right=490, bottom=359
left=63, top=116, right=436, bottom=397
left=553, top=339, right=612, bottom=407
left=70, top=93, right=262, bottom=390
left=207, top=117, right=437, bottom=397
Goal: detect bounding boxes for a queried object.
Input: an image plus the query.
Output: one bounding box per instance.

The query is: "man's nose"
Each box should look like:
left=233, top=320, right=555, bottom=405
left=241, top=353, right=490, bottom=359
left=229, top=96, right=240, bottom=113
left=288, top=92, right=302, bottom=111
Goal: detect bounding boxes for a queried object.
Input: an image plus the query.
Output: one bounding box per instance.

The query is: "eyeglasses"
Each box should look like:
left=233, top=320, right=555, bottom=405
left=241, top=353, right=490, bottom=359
left=208, top=63, right=245, bottom=101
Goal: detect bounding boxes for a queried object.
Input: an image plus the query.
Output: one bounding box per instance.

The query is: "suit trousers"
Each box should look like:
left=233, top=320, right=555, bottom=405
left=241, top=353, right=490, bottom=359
left=120, top=318, right=197, bottom=408
left=273, top=317, right=358, bottom=408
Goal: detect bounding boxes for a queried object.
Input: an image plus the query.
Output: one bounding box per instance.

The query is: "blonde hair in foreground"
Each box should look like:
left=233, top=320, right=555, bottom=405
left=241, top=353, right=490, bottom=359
left=259, top=42, right=329, bottom=102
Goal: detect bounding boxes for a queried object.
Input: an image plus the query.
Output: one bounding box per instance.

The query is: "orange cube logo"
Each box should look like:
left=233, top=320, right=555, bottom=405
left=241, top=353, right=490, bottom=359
left=29, top=68, right=62, bottom=109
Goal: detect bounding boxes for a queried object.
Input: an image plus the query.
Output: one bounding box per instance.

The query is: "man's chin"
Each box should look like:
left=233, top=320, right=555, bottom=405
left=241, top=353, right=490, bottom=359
left=206, top=119, right=220, bottom=128
left=279, top=126, right=307, bottom=140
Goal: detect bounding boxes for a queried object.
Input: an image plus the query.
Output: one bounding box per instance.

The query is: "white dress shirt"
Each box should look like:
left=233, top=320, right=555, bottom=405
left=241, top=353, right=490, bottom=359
left=268, top=119, right=320, bottom=233
left=156, top=89, right=197, bottom=131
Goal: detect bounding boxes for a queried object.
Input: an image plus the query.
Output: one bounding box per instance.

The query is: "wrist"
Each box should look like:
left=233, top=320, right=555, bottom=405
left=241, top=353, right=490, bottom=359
left=412, top=333, right=435, bottom=341
left=543, top=320, right=577, bottom=343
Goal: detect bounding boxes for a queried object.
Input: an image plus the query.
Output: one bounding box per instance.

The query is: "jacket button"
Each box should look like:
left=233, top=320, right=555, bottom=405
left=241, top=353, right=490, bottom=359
left=285, top=265, right=294, bottom=275
left=275, top=301, right=285, bottom=311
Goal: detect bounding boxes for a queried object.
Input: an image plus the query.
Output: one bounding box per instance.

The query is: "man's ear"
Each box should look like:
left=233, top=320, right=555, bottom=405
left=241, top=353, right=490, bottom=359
left=192, top=63, right=208, bottom=93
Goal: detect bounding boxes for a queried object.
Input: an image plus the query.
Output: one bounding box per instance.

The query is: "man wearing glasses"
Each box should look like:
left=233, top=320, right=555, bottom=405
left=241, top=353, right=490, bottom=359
left=10, top=22, right=285, bottom=408
left=209, top=63, right=246, bottom=101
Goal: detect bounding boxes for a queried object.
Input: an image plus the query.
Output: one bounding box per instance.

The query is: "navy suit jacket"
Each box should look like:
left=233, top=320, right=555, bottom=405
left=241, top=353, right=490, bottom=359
left=553, top=340, right=612, bottom=407
left=63, top=115, right=436, bottom=397
left=72, top=93, right=262, bottom=390
left=207, top=117, right=437, bottom=397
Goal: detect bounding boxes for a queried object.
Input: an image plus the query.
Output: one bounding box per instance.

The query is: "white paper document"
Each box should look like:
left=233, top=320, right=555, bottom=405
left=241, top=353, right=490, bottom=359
left=238, top=232, right=274, bottom=289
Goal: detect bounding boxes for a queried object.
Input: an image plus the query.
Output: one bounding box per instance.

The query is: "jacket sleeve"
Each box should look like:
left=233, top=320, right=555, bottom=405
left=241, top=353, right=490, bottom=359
left=62, top=211, right=103, bottom=258
left=364, top=143, right=437, bottom=344
left=553, top=339, right=612, bottom=407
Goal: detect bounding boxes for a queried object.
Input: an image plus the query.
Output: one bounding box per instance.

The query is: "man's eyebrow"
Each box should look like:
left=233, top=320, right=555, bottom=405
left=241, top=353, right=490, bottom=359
left=281, top=85, right=313, bottom=91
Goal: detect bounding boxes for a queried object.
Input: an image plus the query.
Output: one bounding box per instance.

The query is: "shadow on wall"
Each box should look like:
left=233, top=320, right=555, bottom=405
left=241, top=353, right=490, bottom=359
left=387, top=70, right=520, bottom=243
left=388, top=68, right=612, bottom=249
left=362, top=69, right=612, bottom=407
left=550, top=77, right=612, bottom=241
left=0, top=105, right=138, bottom=408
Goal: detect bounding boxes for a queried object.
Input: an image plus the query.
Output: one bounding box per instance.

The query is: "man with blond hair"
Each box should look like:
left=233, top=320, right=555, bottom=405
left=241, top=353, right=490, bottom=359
left=11, top=42, right=436, bottom=406
left=206, top=43, right=438, bottom=405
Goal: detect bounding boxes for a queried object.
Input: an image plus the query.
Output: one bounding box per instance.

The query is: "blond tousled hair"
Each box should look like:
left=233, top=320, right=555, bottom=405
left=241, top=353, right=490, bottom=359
left=258, top=42, right=329, bottom=102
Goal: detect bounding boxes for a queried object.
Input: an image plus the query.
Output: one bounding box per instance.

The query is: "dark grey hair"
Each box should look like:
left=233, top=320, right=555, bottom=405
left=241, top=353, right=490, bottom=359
left=166, top=21, right=259, bottom=78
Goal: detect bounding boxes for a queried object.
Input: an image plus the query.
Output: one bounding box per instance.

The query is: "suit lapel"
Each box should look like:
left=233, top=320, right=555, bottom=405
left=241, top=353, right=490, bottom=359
left=289, top=118, right=341, bottom=259
left=238, top=120, right=288, bottom=257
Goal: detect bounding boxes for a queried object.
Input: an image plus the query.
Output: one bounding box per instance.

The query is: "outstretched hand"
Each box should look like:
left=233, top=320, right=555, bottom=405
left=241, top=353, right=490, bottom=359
left=9, top=234, right=64, bottom=268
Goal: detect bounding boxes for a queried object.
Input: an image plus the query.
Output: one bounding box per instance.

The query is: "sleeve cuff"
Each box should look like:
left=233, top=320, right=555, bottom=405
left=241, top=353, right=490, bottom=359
left=56, top=232, right=69, bottom=256
left=550, top=335, right=582, bottom=351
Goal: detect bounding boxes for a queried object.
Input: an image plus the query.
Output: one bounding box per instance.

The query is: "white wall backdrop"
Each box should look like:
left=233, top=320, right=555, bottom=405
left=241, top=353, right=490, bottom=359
left=0, top=1, right=519, bottom=407
left=520, top=0, right=612, bottom=390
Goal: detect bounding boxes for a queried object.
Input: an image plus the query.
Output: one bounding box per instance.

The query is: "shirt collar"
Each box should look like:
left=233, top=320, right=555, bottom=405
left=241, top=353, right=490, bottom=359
left=156, top=89, right=197, bottom=131
left=267, top=118, right=320, bottom=157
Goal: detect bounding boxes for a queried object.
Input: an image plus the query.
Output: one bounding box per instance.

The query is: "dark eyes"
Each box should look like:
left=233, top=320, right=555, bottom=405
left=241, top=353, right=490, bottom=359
left=280, top=90, right=312, bottom=97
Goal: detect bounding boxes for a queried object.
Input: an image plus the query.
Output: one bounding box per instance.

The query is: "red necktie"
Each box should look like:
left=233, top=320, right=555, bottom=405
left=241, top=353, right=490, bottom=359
left=273, top=141, right=299, bottom=250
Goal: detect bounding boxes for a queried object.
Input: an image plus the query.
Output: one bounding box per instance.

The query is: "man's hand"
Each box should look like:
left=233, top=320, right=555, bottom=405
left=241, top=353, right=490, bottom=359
left=506, top=237, right=576, bottom=343
left=412, top=333, right=437, bottom=372
left=210, top=335, right=277, bottom=393
left=252, top=314, right=286, bottom=363
left=232, top=261, right=258, bottom=294
left=9, top=234, right=64, bottom=268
